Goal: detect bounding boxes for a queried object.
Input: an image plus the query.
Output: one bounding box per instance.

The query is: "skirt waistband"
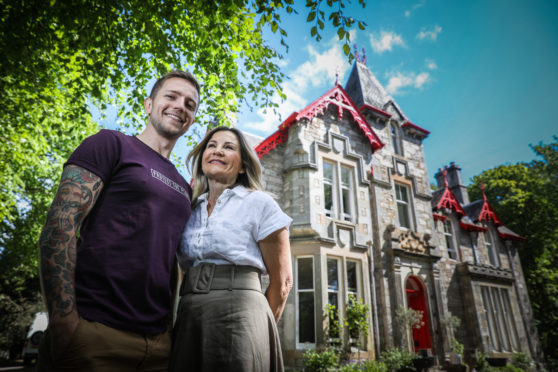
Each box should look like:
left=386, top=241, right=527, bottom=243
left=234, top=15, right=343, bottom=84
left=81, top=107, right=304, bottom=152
left=181, top=263, right=262, bottom=295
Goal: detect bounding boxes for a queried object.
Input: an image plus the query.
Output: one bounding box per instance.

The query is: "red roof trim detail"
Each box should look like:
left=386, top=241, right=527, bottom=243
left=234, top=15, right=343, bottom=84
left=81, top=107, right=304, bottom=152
left=478, top=201, right=502, bottom=226
left=497, top=231, right=525, bottom=242
left=434, top=188, right=466, bottom=216
left=254, top=85, right=385, bottom=158
left=402, top=121, right=430, bottom=135
left=254, top=128, right=288, bottom=159
left=433, top=213, right=447, bottom=222
left=359, top=104, right=392, bottom=118
left=459, top=220, right=488, bottom=232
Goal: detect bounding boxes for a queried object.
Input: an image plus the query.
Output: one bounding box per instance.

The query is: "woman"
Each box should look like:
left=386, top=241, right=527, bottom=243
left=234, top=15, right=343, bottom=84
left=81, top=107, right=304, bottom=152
left=169, top=126, right=293, bottom=372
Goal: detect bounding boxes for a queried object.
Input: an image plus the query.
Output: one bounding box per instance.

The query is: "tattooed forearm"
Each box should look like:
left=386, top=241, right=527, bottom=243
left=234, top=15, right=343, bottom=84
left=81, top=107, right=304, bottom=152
left=39, top=165, right=103, bottom=320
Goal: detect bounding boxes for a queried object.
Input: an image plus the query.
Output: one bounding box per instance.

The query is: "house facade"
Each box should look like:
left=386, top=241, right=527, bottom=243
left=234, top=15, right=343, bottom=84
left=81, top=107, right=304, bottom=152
left=244, top=59, right=541, bottom=369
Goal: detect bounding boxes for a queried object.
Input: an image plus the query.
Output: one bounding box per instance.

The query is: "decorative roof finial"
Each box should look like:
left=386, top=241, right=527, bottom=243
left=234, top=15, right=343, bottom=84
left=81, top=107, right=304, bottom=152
left=442, top=168, right=448, bottom=188
left=362, top=47, right=367, bottom=64
left=354, top=44, right=361, bottom=62
left=480, top=181, right=487, bottom=201
left=335, top=65, right=340, bottom=85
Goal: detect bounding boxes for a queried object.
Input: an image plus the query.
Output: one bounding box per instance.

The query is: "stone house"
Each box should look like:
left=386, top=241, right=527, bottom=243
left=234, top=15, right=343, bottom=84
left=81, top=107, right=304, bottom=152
left=243, top=59, right=540, bottom=369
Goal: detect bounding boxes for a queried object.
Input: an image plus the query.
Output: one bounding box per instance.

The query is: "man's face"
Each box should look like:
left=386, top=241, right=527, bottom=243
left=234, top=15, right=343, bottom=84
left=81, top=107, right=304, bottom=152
left=144, top=77, right=199, bottom=140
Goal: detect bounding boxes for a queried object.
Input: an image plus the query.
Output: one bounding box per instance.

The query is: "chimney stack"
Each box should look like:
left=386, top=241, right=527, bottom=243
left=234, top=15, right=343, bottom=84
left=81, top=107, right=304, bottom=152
left=434, top=162, right=470, bottom=205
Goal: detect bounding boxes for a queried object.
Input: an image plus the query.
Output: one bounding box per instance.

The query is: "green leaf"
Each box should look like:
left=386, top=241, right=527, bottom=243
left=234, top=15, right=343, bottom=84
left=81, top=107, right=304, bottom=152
left=307, top=11, right=316, bottom=22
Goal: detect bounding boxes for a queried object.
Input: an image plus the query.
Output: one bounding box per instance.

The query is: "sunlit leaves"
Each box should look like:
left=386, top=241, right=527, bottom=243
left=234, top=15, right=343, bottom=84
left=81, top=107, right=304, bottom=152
left=304, top=0, right=365, bottom=62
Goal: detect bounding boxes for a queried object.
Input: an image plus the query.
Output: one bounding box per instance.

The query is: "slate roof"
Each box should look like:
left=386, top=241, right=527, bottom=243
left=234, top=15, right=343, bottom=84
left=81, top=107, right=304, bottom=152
left=344, top=61, right=407, bottom=121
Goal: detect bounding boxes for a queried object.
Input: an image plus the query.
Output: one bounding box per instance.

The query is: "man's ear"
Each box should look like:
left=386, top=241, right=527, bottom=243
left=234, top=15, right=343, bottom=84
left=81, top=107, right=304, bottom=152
left=144, top=97, right=152, bottom=115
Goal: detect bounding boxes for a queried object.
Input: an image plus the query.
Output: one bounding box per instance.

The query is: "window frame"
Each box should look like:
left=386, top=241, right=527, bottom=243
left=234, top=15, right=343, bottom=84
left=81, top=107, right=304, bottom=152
left=443, top=219, right=458, bottom=260
left=481, top=285, right=519, bottom=352
left=345, top=259, right=361, bottom=301
left=395, top=183, right=413, bottom=229
left=326, top=257, right=341, bottom=339
left=296, top=256, right=316, bottom=347
left=322, top=159, right=355, bottom=223
left=484, top=229, right=500, bottom=267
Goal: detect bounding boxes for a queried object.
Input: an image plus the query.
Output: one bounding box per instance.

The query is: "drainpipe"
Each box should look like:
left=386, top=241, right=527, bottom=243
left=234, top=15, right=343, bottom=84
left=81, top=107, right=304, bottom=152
left=368, top=241, right=381, bottom=358
left=505, top=240, right=535, bottom=357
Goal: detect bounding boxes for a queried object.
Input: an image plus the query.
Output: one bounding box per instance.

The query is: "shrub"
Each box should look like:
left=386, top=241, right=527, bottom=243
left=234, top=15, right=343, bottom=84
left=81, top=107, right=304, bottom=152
left=303, top=347, right=340, bottom=372
left=511, top=352, right=533, bottom=371
left=345, top=296, right=370, bottom=339
left=380, top=347, right=415, bottom=371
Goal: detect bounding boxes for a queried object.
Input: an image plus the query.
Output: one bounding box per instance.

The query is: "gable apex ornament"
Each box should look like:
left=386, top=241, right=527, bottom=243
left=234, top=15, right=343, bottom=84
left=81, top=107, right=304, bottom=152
left=254, top=85, right=384, bottom=158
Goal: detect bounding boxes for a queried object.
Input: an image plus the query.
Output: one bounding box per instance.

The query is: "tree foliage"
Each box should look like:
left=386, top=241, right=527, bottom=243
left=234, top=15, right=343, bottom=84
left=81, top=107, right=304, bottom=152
left=0, top=0, right=366, bottom=356
left=468, top=137, right=558, bottom=367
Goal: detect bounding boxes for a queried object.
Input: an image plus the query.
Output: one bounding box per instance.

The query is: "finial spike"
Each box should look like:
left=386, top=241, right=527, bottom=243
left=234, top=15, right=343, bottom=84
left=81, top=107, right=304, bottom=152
left=442, top=169, right=448, bottom=188
left=480, top=181, right=487, bottom=201
left=335, top=65, right=340, bottom=85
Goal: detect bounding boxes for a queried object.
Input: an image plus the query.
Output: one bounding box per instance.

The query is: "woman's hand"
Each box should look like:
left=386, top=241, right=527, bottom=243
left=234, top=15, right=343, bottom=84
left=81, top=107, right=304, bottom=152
left=259, top=227, right=293, bottom=323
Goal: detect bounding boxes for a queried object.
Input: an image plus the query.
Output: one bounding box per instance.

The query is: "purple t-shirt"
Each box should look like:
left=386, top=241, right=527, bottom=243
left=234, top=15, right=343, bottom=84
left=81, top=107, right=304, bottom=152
left=65, top=129, right=191, bottom=334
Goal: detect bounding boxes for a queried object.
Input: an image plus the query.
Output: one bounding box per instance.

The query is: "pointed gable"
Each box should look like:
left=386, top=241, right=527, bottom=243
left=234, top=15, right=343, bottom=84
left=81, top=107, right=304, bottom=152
left=432, top=187, right=466, bottom=216
left=254, top=84, right=384, bottom=158
left=431, top=169, right=466, bottom=216
left=464, top=183, right=502, bottom=226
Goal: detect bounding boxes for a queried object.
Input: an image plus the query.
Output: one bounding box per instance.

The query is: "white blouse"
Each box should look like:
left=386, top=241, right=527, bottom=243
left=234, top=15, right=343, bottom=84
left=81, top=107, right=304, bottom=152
left=178, top=186, right=292, bottom=274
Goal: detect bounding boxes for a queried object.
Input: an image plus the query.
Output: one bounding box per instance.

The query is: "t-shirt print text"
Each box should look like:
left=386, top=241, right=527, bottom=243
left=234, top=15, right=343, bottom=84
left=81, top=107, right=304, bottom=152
left=150, top=169, right=189, bottom=198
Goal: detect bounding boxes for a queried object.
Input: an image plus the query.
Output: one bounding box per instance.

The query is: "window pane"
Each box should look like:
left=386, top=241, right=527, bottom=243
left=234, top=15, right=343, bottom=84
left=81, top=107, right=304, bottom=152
left=341, top=188, right=351, bottom=218
left=501, top=289, right=519, bottom=350
left=324, top=183, right=333, bottom=214
left=328, top=292, right=338, bottom=307
left=485, top=233, right=497, bottom=266
left=341, top=166, right=351, bottom=187
left=397, top=185, right=409, bottom=203
left=482, top=286, right=500, bottom=351
left=299, top=292, right=315, bottom=343
left=492, top=287, right=510, bottom=351
left=327, top=258, right=339, bottom=291
left=347, top=261, right=357, bottom=294
left=298, top=258, right=314, bottom=290
left=323, top=162, right=333, bottom=182
left=397, top=203, right=410, bottom=228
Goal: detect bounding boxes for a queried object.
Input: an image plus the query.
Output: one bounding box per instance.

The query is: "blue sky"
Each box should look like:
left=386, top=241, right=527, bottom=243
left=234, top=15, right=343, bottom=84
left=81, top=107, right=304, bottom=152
left=235, top=0, right=558, bottom=184
left=103, top=0, right=558, bottom=184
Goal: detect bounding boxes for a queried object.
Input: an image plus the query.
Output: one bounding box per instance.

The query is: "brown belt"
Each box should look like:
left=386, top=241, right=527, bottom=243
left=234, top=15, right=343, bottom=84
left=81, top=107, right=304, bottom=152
left=180, top=263, right=262, bottom=295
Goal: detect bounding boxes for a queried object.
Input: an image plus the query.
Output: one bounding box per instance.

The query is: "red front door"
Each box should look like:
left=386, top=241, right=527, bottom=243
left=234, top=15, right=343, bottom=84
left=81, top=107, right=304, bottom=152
left=406, top=276, right=432, bottom=351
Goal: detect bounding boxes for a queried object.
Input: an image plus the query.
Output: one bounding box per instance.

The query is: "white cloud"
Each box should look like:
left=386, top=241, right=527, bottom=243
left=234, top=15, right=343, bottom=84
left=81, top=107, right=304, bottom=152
left=243, top=39, right=351, bottom=133
left=425, top=59, right=438, bottom=70
left=369, top=31, right=406, bottom=53
left=416, top=25, right=442, bottom=41
left=405, top=2, right=424, bottom=18
left=385, top=71, right=432, bottom=95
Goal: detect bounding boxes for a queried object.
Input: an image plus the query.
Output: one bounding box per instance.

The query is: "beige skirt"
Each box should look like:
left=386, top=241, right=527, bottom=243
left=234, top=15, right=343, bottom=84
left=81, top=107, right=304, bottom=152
left=169, top=264, right=284, bottom=372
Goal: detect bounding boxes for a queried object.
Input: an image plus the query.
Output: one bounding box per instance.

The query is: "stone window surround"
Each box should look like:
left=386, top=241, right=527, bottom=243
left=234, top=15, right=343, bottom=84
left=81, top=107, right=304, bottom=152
left=480, top=285, right=520, bottom=353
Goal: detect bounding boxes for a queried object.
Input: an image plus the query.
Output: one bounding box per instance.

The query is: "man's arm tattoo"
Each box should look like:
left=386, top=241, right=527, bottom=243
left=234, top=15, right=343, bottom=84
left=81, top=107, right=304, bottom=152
left=39, top=165, right=103, bottom=319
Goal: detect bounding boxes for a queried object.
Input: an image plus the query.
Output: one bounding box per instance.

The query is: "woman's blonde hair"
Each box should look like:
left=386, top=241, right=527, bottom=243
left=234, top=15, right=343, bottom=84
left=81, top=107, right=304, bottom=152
left=187, top=126, right=263, bottom=204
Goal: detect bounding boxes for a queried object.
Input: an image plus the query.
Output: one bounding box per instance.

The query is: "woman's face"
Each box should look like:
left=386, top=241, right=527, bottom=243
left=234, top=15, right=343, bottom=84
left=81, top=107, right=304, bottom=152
left=201, top=130, right=245, bottom=186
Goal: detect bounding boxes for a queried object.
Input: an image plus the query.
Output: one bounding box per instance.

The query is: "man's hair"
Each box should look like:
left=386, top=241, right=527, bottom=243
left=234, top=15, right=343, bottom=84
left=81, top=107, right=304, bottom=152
left=149, top=70, right=201, bottom=101
left=188, top=126, right=263, bottom=204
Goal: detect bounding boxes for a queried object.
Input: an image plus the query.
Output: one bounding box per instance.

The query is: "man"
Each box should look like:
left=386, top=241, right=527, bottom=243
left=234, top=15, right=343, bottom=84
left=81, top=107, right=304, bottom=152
left=37, top=70, right=200, bottom=371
